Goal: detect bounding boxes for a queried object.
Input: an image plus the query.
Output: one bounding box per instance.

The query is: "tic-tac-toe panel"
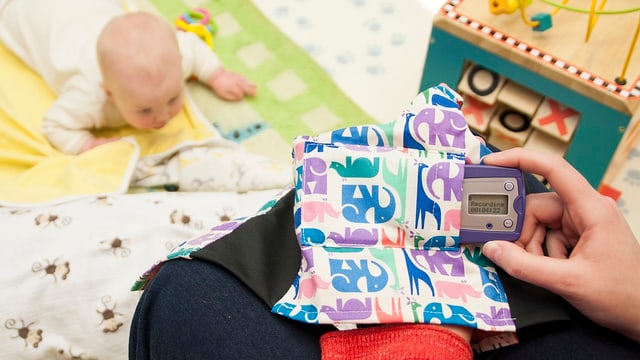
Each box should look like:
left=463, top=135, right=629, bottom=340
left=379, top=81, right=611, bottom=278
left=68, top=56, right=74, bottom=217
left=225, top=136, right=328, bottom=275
left=421, top=0, right=639, bottom=188
left=489, top=105, right=534, bottom=147
left=460, top=93, right=496, bottom=134
left=458, top=64, right=506, bottom=106
left=525, top=127, right=569, bottom=157
left=458, top=63, right=580, bottom=159
left=497, top=81, right=544, bottom=118
left=532, top=98, right=581, bottom=143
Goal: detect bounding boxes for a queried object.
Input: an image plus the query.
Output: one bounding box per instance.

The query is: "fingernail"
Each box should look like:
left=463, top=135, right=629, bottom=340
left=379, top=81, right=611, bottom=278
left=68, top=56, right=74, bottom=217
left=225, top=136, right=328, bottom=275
left=482, top=241, right=501, bottom=261
left=479, top=154, right=490, bottom=165
left=480, top=151, right=503, bottom=165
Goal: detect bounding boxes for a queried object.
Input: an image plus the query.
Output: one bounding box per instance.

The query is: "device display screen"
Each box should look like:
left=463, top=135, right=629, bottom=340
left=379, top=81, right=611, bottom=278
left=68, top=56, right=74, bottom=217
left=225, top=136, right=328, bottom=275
left=468, top=194, right=509, bottom=215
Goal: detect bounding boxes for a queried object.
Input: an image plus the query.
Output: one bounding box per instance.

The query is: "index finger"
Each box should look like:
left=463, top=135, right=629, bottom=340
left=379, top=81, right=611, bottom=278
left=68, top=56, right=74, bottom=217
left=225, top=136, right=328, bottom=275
left=482, top=148, right=599, bottom=206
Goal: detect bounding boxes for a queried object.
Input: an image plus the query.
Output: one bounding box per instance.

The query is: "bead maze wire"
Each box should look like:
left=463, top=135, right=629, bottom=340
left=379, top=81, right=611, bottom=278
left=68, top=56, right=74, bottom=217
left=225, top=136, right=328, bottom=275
left=490, top=0, right=640, bottom=85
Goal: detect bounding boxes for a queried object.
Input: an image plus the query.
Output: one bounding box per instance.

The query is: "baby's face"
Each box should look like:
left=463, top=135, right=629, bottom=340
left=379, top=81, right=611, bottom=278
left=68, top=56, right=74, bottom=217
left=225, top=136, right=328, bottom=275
left=108, top=64, right=184, bottom=130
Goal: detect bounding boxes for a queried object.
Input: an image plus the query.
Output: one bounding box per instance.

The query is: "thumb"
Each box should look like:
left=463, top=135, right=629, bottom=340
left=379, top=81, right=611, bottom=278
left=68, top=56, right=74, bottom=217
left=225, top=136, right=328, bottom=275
left=482, top=241, right=569, bottom=295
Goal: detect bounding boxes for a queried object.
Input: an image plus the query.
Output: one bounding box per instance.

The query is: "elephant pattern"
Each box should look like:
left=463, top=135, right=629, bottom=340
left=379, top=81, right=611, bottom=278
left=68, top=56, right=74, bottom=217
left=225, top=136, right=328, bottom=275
left=137, top=86, right=513, bottom=343
left=275, top=86, right=513, bottom=335
left=294, top=139, right=465, bottom=250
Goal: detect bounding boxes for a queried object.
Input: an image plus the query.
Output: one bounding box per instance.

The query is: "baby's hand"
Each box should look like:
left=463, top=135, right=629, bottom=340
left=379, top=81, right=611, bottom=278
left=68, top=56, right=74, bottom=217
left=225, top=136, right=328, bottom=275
left=207, top=69, right=257, bottom=101
left=79, top=137, right=120, bottom=153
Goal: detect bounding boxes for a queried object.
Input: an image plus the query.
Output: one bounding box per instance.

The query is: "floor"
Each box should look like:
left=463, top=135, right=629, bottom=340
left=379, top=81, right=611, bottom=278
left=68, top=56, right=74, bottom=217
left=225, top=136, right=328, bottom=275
left=252, top=0, right=640, bottom=239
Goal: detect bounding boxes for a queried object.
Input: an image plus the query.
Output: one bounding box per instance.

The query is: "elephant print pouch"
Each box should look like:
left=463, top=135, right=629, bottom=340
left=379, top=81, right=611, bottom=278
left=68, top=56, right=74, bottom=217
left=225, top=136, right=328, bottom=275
left=273, top=84, right=518, bottom=349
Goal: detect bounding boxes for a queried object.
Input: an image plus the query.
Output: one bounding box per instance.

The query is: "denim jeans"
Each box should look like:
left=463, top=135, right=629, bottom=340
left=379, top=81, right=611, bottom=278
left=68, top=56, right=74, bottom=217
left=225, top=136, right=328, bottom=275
left=129, top=258, right=333, bottom=360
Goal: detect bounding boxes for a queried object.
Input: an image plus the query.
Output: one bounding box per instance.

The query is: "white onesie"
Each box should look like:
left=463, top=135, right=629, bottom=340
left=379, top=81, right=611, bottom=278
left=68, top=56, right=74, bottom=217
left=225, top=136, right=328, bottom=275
left=0, top=0, right=222, bottom=154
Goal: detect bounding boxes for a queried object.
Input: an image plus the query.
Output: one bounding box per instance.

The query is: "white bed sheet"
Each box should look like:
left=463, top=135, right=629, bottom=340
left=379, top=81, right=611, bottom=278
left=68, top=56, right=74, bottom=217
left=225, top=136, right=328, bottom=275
left=1, top=189, right=280, bottom=359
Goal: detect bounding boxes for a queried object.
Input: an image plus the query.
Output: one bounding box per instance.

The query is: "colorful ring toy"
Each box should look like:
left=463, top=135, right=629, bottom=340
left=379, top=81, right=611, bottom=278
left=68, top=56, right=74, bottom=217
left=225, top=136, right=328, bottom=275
left=174, top=8, right=217, bottom=50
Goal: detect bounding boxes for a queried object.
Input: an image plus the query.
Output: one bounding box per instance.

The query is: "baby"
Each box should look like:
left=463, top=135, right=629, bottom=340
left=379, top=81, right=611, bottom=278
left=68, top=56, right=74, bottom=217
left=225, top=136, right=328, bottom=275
left=0, top=0, right=256, bottom=155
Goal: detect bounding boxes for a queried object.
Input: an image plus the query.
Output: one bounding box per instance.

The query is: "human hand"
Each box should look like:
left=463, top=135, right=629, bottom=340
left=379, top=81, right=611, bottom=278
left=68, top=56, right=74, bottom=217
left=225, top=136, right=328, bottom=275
left=207, top=69, right=257, bottom=101
left=78, top=136, right=120, bottom=153
left=481, top=147, right=640, bottom=342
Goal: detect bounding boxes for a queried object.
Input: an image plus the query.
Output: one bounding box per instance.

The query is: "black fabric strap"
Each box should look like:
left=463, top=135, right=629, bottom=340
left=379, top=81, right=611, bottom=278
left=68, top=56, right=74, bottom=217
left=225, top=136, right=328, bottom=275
left=192, top=190, right=301, bottom=306
left=191, top=184, right=570, bottom=330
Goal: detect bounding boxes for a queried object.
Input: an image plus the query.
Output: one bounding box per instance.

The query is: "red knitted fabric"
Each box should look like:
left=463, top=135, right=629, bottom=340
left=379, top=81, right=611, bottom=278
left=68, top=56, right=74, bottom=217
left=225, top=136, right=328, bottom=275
left=320, top=324, right=472, bottom=360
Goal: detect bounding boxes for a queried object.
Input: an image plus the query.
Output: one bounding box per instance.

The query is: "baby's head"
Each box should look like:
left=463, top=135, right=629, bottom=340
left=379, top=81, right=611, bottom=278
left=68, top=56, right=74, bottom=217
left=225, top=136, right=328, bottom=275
left=97, top=12, right=184, bottom=130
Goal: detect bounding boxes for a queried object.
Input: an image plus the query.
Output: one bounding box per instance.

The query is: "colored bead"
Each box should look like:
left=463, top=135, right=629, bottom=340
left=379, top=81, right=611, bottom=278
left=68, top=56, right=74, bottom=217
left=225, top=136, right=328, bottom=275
left=531, top=12, right=552, bottom=32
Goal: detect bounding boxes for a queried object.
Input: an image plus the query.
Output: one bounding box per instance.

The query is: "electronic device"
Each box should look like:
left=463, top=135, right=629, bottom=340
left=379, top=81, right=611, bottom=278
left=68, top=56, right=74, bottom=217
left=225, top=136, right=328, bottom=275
left=459, top=165, right=525, bottom=243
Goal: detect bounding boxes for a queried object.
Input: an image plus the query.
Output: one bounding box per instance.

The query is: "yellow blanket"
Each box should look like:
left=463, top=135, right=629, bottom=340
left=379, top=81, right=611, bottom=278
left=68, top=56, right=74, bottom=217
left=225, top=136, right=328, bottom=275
left=0, top=42, right=218, bottom=206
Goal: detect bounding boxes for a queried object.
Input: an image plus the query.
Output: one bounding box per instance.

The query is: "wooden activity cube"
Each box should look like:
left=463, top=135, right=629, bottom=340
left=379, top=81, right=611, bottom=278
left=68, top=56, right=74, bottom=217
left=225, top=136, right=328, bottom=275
left=421, top=0, right=640, bottom=187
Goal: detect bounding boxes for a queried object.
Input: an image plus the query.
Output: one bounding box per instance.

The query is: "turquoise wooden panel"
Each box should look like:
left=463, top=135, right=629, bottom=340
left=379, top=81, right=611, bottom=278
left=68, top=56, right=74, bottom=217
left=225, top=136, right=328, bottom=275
left=421, top=26, right=630, bottom=187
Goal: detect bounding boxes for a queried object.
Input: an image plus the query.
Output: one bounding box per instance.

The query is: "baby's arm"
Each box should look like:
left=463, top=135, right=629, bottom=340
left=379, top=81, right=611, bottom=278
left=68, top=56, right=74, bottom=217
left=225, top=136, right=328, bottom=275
left=77, top=137, right=120, bottom=153
left=42, top=89, right=120, bottom=155
left=206, top=67, right=257, bottom=101
left=177, top=31, right=257, bottom=101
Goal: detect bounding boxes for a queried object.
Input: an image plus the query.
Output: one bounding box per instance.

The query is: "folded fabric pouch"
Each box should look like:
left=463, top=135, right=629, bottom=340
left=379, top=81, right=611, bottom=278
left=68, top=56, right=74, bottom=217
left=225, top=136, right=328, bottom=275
left=133, top=85, right=570, bottom=352
left=274, top=85, right=517, bottom=341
